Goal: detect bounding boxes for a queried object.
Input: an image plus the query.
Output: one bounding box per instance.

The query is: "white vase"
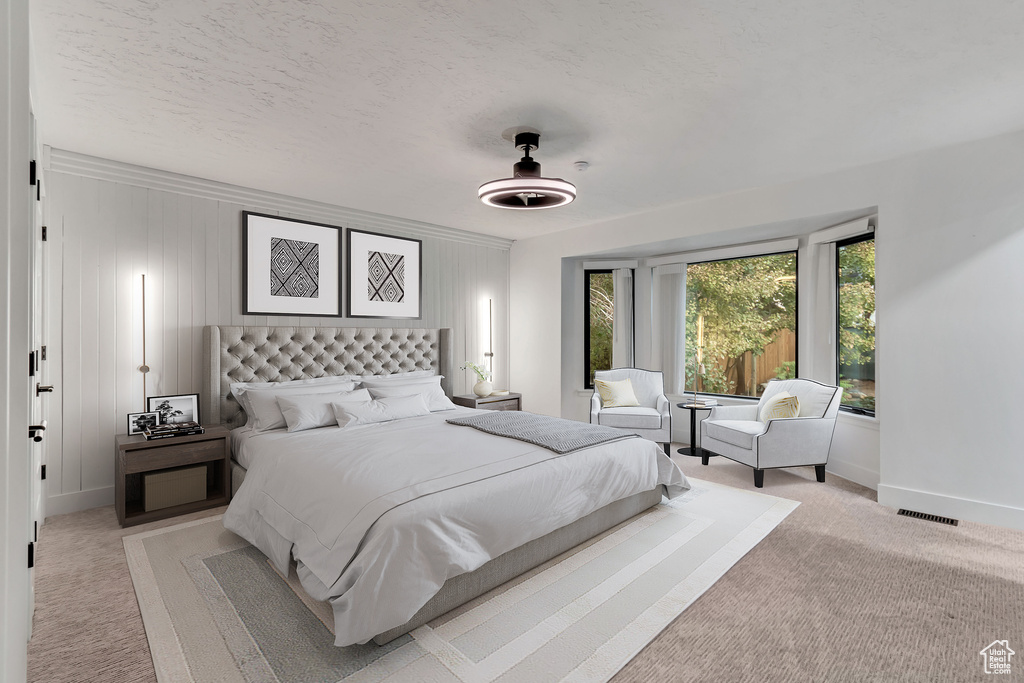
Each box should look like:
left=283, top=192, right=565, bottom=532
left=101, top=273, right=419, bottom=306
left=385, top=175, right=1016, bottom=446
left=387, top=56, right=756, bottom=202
left=473, top=380, right=493, bottom=397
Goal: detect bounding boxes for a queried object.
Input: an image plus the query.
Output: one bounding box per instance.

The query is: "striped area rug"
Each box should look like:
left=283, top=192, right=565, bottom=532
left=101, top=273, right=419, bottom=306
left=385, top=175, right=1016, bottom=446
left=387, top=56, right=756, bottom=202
left=124, top=479, right=797, bottom=683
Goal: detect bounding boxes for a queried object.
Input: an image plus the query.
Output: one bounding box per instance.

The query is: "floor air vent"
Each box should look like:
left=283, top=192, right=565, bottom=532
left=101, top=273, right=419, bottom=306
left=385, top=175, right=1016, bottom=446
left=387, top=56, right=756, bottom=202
left=897, top=509, right=959, bottom=526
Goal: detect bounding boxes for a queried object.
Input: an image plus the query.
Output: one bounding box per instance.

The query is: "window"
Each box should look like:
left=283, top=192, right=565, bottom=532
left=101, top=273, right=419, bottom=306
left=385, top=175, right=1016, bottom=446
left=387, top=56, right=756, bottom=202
left=837, top=235, right=875, bottom=414
left=584, top=270, right=613, bottom=388
left=685, top=252, right=797, bottom=398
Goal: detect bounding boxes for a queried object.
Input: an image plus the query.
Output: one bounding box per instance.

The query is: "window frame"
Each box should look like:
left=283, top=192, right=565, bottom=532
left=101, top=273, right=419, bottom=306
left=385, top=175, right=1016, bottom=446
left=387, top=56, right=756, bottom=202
left=584, top=269, right=613, bottom=390
left=685, top=249, right=799, bottom=400
left=835, top=233, right=875, bottom=416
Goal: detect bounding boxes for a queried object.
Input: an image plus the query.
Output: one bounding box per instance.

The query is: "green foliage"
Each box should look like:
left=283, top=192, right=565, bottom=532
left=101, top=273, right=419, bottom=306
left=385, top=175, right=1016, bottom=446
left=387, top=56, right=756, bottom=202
left=774, top=360, right=796, bottom=380
left=838, top=239, right=875, bottom=367
left=685, top=253, right=796, bottom=395
left=587, top=272, right=614, bottom=384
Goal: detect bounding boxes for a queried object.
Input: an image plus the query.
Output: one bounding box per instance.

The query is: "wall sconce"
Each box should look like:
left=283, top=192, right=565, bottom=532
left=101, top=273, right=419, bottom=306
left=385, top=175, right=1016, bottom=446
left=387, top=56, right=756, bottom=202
left=484, top=298, right=494, bottom=376
left=140, top=274, right=150, bottom=408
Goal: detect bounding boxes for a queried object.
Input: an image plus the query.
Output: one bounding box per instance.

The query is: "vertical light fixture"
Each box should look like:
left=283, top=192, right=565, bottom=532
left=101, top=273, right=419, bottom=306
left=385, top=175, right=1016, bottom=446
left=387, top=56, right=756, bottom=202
left=140, top=274, right=150, bottom=409
left=484, top=298, right=494, bottom=377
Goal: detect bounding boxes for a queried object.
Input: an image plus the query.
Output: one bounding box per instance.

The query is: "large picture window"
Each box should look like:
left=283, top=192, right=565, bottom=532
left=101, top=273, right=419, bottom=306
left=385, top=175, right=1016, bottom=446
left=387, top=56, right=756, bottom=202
left=685, top=252, right=797, bottom=398
left=585, top=270, right=613, bottom=388
left=837, top=235, right=875, bottom=413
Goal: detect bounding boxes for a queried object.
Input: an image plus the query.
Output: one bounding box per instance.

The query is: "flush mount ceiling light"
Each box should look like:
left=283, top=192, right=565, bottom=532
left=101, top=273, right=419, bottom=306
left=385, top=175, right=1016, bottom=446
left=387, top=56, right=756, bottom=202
left=478, top=131, right=576, bottom=210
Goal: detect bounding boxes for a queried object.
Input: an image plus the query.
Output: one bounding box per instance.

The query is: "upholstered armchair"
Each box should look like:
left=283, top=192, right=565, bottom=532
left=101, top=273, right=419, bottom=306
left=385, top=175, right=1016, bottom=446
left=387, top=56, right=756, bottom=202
left=699, top=378, right=842, bottom=488
left=590, top=368, right=672, bottom=455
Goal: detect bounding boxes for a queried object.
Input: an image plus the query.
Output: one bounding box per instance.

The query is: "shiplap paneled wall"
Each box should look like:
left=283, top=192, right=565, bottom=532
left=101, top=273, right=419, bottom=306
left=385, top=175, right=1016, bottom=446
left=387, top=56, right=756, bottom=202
left=44, top=150, right=511, bottom=515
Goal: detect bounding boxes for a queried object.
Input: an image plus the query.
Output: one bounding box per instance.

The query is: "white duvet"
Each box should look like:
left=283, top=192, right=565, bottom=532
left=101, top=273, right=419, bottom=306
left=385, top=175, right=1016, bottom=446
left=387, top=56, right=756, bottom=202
left=222, top=408, right=689, bottom=646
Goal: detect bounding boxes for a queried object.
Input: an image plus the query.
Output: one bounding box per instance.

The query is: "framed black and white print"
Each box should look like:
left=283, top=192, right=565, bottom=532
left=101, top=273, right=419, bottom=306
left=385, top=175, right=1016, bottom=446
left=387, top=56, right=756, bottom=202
left=147, top=394, right=201, bottom=425
left=346, top=228, right=422, bottom=318
left=242, top=211, right=342, bottom=316
left=127, top=411, right=160, bottom=435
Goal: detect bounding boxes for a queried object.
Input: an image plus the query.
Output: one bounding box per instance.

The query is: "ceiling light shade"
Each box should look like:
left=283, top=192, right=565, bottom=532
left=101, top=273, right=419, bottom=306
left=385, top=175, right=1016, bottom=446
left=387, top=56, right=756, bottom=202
left=479, top=132, right=576, bottom=209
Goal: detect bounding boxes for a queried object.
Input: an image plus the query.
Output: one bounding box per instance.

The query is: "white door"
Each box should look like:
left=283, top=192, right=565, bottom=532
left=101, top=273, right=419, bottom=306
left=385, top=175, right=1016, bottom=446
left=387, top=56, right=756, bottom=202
left=26, top=125, right=49, bottom=636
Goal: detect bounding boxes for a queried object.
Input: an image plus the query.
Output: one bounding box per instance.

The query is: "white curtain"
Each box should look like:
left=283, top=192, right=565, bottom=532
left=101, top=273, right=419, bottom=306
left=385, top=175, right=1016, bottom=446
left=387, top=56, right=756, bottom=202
left=611, top=268, right=634, bottom=368
left=651, top=264, right=687, bottom=394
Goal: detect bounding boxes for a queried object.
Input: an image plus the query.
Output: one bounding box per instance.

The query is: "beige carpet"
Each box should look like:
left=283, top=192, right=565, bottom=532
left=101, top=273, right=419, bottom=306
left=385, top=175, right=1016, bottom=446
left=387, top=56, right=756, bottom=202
left=28, top=453, right=1024, bottom=682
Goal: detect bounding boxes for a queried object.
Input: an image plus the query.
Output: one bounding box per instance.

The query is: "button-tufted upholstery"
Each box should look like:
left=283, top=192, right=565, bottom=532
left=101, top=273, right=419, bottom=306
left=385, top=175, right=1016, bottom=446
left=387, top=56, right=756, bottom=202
left=203, top=326, right=453, bottom=429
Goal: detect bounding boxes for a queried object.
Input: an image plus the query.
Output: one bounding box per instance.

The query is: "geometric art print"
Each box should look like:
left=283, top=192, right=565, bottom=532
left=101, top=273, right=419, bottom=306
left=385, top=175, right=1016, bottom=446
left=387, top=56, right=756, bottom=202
left=270, top=237, right=319, bottom=298
left=367, top=250, right=405, bottom=302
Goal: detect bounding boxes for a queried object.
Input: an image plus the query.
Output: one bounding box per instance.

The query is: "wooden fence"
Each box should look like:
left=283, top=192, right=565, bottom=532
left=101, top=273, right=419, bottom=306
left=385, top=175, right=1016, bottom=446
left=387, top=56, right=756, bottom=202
left=705, top=329, right=796, bottom=397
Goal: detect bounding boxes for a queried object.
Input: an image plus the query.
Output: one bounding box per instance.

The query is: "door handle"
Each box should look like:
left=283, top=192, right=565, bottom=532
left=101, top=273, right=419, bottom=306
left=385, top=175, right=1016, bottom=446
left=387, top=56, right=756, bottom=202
left=29, top=421, right=46, bottom=442
left=36, top=383, right=54, bottom=396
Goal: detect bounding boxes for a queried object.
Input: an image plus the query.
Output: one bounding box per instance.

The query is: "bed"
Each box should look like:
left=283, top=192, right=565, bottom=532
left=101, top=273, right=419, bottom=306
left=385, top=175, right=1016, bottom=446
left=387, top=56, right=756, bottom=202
left=204, top=325, right=688, bottom=646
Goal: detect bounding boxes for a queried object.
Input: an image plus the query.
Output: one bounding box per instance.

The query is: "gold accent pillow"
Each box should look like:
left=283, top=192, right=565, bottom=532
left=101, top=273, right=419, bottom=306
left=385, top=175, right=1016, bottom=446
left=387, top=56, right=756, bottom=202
left=595, top=378, right=641, bottom=408
left=759, top=391, right=800, bottom=423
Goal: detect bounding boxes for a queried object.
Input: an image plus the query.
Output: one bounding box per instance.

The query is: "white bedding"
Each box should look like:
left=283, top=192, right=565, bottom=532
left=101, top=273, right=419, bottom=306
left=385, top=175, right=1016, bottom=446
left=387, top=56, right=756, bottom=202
left=222, top=408, right=689, bottom=645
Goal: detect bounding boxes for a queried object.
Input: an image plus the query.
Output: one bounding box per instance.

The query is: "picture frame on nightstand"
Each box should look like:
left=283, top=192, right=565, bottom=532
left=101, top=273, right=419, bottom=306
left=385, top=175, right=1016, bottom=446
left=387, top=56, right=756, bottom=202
left=127, top=411, right=160, bottom=435
left=147, top=393, right=201, bottom=426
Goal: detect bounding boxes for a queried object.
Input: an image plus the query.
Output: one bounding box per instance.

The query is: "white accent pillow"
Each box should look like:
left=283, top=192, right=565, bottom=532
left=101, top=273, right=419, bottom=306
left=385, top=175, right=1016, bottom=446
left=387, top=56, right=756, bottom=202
left=243, top=381, right=358, bottom=432
left=366, top=377, right=456, bottom=412
left=332, top=394, right=431, bottom=428
left=278, top=388, right=371, bottom=432
left=759, top=391, right=800, bottom=423
left=595, top=378, right=641, bottom=408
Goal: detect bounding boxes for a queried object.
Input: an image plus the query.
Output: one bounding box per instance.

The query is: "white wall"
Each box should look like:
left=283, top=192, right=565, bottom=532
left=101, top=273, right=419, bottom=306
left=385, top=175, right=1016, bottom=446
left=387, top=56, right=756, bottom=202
left=43, top=151, right=511, bottom=516
left=510, top=128, right=1024, bottom=530
left=1, top=0, right=33, bottom=679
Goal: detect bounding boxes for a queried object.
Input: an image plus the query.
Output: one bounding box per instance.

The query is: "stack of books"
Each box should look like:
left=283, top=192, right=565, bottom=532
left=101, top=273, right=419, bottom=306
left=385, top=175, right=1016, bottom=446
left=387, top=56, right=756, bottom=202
left=143, top=421, right=205, bottom=440
left=686, top=398, right=719, bottom=407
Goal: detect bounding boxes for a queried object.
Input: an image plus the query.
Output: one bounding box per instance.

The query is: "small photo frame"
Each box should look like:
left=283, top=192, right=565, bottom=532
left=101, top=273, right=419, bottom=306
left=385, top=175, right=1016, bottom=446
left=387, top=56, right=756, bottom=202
left=243, top=211, right=342, bottom=316
left=147, top=394, right=201, bottom=426
left=127, top=411, right=160, bottom=435
left=347, top=228, right=422, bottom=318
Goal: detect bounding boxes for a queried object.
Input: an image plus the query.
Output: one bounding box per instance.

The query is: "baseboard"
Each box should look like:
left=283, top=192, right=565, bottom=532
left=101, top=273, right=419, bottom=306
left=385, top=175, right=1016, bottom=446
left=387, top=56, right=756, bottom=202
left=878, top=484, right=1024, bottom=531
left=826, top=460, right=879, bottom=491
left=46, top=486, right=114, bottom=518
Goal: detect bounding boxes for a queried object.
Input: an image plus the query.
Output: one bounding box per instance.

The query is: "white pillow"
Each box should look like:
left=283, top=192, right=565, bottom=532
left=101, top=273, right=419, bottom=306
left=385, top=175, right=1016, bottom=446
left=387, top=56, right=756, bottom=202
left=332, top=394, right=431, bottom=428
left=278, top=388, right=371, bottom=432
left=244, top=381, right=358, bottom=432
left=230, top=374, right=355, bottom=401
left=366, top=378, right=456, bottom=412
left=358, top=372, right=440, bottom=386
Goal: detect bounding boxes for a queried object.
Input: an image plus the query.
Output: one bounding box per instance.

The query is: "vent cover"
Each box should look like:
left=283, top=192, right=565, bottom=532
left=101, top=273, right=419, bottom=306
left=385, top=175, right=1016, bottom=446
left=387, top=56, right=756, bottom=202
left=898, top=509, right=959, bottom=526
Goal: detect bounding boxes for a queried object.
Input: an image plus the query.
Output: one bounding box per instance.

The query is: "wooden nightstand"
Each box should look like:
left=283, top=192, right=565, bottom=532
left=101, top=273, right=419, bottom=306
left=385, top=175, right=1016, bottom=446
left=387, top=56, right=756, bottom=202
left=452, top=393, right=522, bottom=411
left=114, top=425, right=231, bottom=527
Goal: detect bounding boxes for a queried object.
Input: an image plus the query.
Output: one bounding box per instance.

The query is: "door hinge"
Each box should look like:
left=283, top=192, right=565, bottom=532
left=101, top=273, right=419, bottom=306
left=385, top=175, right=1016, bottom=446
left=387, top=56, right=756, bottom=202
left=29, top=350, right=35, bottom=377
left=41, top=225, right=47, bottom=241
left=28, top=542, right=34, bottom=568
left=30, top=160, right=36, bottom=186
left=41, top=345, right=47, bottom=361
left=41, top=464, right=46, bottom=480
left=37, top=178, right=42, bottom=201
left=34, top=521, right=38, bottom=542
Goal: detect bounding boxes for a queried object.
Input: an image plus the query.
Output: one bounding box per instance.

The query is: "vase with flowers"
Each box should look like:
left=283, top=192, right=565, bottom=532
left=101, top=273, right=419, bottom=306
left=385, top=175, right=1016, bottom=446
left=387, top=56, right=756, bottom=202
left=461, top=361, right=493, bottom=397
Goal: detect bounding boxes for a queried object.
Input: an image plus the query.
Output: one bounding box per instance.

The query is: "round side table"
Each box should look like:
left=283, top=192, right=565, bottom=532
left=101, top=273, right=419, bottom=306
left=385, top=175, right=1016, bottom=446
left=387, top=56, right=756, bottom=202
left=676, top=403, right=716, bottom=458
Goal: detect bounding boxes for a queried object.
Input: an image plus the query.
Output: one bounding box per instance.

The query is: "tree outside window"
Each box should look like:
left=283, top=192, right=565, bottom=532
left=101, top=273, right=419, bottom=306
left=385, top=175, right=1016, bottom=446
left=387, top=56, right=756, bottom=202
left=685, top=253, right=797, bottom=397
left=837, top=236, right=875, bottom=413
left=585, top=270, right=614, bottom=388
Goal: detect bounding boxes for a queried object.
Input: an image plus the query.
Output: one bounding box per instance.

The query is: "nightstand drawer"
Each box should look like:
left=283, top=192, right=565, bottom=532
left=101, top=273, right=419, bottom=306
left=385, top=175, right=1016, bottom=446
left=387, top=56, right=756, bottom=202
left=484, top=398, right=520, bottom=411
left=123, top=438, right=225, bottom=474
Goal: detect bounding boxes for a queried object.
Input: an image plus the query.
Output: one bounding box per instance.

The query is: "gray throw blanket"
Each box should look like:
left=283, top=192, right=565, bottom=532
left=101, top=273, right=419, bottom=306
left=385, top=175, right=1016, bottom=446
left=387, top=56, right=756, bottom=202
left=447, top=411, right=638, bottom=454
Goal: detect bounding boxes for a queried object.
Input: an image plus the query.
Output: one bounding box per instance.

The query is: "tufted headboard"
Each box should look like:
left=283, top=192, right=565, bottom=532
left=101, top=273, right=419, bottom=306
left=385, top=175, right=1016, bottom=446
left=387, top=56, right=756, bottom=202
left=202, top=326, right=453, bottom=429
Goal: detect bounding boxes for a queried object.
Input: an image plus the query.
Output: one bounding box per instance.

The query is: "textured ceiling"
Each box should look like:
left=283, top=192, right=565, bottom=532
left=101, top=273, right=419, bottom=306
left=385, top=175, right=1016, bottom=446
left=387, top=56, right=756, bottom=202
left=31, top=0, right=1024, bottom=240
